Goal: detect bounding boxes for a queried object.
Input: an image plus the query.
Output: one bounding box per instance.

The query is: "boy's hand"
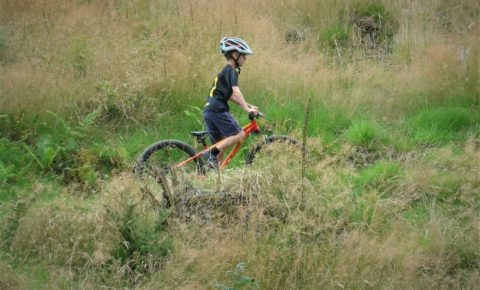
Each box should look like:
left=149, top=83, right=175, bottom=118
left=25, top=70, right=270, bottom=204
left=248, top=104, right=258, bottom=110
left=248, top=104, right=258, bottom=115
left=248, top=107, right=259, bottom=116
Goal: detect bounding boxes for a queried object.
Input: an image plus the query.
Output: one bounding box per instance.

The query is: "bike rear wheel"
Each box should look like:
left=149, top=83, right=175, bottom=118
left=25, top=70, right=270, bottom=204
left=135, top=140, right=204, bottom=207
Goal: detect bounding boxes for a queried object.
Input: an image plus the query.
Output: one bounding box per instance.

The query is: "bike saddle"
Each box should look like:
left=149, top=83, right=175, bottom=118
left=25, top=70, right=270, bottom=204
left=191, top=131, right=209, bottom=138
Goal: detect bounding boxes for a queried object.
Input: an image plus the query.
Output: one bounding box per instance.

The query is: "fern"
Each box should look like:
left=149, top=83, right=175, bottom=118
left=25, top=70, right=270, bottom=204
left=79, top=108, right=100, bottom=133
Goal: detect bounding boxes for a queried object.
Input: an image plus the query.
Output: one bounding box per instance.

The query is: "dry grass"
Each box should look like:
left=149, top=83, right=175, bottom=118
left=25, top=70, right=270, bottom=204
left=2, top=139, right=479, bottom=288
left=1, top=0, right=478, bottom=118
left=134, top=140, right=479, bottom=289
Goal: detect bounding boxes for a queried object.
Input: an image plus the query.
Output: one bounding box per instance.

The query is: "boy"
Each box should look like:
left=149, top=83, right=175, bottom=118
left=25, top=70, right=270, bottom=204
left=203, top=37, right=259, bottom=167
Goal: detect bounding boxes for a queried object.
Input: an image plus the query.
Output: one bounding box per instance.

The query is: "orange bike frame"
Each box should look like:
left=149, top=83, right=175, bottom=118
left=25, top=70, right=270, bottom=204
left=175, top=118, right=260, bottom=170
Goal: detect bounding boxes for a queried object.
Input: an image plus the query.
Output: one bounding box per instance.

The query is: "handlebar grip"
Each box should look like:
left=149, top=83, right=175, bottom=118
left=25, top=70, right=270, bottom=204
left=248, top=111, right=264, bottom=120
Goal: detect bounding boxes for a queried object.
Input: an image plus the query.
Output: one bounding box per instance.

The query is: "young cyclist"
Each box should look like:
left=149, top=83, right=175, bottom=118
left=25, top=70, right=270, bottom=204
left=203, top=37, right=259, bottom=168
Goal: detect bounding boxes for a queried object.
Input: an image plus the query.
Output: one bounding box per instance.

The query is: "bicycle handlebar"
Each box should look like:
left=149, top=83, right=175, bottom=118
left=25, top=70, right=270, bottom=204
left=248, top=111, right=264, bottom=120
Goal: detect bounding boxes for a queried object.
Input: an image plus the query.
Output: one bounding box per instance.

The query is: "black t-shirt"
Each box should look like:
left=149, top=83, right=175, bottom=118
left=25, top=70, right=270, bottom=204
left=204, top=64, right=238, bottom=112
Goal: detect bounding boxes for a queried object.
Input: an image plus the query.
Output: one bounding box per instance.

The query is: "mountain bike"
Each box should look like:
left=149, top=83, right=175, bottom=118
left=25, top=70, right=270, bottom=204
left=134, top=112, right=305, bottom=208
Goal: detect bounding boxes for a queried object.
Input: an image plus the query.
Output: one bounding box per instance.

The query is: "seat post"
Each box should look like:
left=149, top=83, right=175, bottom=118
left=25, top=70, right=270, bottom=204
left=191, top=131, right=209, bottom=148
left=197, top=136, right=208, bottom=148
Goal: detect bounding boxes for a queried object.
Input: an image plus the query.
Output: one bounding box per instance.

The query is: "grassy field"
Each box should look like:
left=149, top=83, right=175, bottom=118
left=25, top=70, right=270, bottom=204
left=1, top=0, right=479, bottom=289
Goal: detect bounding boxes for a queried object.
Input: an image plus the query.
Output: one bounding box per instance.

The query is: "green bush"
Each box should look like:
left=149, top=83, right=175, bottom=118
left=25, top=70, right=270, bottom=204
left=345, top=120, right=387, bottom=148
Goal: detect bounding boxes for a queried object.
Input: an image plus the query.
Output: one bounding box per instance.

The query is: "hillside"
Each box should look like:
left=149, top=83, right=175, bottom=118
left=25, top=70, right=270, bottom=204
left=1, top=0, right=479, bottom=289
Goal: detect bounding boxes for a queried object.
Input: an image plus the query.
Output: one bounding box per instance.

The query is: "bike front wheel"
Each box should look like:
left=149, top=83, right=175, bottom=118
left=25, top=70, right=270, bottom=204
left=245, top=135, right=306, bottom=165
left=135, top=140, right=204, bottom=208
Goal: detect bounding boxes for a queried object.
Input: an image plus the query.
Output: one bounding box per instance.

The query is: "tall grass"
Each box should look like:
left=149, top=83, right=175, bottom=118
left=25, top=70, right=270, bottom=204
left=136, top=140, right=477, bottom=289
left=1, top=0, right=480, bottom=289
left=0, top=0, right=478, bottom=121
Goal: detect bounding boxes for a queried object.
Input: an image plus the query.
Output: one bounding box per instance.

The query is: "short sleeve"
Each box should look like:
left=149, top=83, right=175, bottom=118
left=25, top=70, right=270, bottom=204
left=227, top=67, right=238, bottom=87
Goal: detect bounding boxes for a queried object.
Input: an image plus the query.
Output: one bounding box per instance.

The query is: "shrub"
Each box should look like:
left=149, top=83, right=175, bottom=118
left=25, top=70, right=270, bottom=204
left=320, top=2, right=397, bottom=52
left=345, top=120, right=387, bottom=148
left=351, top=2, right=397, bottom=47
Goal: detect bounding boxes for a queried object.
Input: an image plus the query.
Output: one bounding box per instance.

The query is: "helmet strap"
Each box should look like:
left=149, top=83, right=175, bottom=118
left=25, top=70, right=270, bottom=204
left=232, top=53, right=241, bottom=74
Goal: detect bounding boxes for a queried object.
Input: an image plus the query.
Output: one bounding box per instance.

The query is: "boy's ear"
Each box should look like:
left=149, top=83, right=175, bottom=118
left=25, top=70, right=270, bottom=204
left=232, top=51, right=240, bottom=59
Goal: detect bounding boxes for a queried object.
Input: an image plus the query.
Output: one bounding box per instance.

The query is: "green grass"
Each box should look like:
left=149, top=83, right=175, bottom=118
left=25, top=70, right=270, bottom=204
left=1, top=98, right=478, bottom=289
left=352, top=161, right=403, bottom=196
left=319, top=23, right=351, bottom=49
left=1, top=112, right=479, bottom=287
left=345, top=120, right=389, bottom=150
left=408, top=106, right=478, bottom=145
left=0, top=138, right=33, bottom=194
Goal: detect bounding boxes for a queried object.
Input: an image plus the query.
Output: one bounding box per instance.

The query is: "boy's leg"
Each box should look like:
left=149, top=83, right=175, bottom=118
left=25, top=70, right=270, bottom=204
left=204, top=111, right=243, bottom=157
left=215, top=130, right=245, bottom=151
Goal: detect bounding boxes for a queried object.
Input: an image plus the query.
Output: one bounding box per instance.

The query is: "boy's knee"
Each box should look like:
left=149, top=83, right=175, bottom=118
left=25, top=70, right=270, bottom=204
left=237, top=130, right=245, bottom=140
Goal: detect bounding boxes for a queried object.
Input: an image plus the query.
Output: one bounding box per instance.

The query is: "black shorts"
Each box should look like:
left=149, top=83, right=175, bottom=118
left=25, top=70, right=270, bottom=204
left=203, top=111, right=242, bottom=144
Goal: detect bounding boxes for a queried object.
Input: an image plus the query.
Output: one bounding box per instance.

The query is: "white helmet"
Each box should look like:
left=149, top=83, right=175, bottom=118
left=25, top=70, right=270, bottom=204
left=219, top=37, right=254, bottom=55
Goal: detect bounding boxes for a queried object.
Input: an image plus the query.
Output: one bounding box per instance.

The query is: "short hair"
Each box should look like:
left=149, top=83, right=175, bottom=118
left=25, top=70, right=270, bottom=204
left=223, top=51, right=238, bottom=60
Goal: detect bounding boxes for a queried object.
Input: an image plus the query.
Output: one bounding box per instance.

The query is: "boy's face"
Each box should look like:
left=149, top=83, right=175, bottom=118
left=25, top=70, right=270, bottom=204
left=238, top=54, right=247, bottom=66
left=231, top=51, right=247, bottom=67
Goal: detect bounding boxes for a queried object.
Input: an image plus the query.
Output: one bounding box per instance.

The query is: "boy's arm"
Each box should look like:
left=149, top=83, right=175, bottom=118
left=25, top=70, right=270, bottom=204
left=230, top=86, right=258, bottom=114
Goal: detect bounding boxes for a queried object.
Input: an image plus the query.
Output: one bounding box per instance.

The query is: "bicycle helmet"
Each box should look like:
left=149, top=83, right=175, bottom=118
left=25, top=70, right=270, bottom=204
left=219, top=37, right=255, bottom=55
